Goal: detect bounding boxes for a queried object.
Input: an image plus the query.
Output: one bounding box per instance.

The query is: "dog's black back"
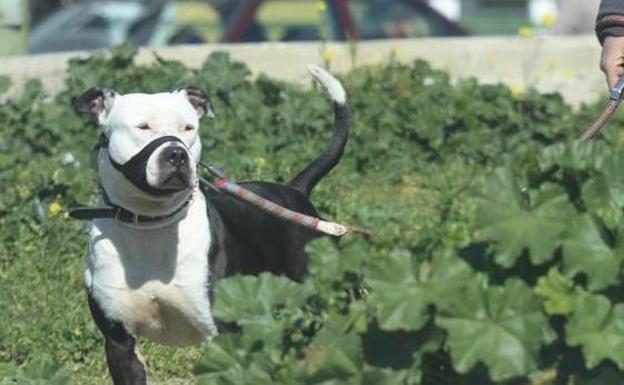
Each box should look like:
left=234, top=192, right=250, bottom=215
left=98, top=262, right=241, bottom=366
left=205, top=182, right=321, bottom=283
left=205, top=96, right=349, bottom=283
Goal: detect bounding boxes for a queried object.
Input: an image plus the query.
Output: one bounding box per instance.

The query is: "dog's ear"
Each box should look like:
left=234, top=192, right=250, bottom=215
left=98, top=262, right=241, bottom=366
left=74, top=87, right=118, bottom=124
left=175, top=87, right=214, bottom=119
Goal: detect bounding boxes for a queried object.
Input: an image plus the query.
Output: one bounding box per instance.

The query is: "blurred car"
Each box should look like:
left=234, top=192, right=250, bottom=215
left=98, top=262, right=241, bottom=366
left=29, top=0, right=468, bottom=54
left=29, top=0, right=208, bottom=53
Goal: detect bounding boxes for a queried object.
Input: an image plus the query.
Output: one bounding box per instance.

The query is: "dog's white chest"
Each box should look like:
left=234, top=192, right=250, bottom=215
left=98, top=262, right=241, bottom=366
left=85, top=193, right=217, bottom=345
left=105, top=278, right=212, bottom=345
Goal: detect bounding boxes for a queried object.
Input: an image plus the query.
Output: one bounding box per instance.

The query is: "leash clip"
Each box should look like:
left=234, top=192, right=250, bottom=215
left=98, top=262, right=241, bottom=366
left=200, top=162, right=226, bottom=179
left=610, top=77, right=624, bottom=101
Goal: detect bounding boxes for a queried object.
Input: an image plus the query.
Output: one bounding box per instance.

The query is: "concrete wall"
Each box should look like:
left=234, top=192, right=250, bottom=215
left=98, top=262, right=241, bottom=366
left=0, top=36, right=606, bottom=106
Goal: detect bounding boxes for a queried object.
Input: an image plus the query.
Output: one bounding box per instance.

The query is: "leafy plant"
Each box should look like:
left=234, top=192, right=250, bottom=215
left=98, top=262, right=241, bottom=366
left=2, top=44, right=624, bottom=384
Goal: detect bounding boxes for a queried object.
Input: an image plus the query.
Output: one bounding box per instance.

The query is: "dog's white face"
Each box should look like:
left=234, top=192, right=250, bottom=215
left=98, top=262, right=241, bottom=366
left=76, top=88, right=213, bottom=216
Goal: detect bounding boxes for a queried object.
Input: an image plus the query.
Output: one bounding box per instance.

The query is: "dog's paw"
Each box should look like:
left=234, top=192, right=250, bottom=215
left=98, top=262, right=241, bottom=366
left=306, top=64, right=347, bottom=105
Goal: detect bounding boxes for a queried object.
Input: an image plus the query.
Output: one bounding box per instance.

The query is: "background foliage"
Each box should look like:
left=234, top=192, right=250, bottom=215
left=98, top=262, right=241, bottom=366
left=1, top=44, right=624, bottom=384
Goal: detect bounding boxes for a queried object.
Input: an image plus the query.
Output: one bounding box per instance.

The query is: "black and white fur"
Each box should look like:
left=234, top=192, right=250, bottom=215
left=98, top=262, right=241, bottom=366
left=74, top=65, right=349, bottom=385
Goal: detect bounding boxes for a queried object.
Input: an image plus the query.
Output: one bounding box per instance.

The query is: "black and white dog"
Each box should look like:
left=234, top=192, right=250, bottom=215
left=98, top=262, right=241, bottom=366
left=73, top=65, right=348, bottom=384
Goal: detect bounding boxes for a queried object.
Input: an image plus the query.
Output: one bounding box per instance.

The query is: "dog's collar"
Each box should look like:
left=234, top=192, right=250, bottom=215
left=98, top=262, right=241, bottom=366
left=69, top=189, right=193, bottom=225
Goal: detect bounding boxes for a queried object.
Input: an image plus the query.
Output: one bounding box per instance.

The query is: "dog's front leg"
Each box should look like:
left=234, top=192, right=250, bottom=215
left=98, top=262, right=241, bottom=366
left=104, top=332, right=147, bottom=385
left=88, top=294, right=147, bottom=385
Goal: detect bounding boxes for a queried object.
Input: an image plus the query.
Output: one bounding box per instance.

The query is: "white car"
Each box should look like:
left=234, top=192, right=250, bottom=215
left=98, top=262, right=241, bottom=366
left=29, top=0, right=205, bottom=54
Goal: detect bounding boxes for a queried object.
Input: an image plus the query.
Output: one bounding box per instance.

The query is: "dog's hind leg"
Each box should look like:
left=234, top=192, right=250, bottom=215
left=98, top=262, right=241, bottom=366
left=88, top=293, right=147, bottom=385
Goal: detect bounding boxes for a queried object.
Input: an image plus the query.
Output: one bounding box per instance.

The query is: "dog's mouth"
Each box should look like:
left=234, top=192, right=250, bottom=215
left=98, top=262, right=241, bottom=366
left=160, top=169, right=193, bottom=191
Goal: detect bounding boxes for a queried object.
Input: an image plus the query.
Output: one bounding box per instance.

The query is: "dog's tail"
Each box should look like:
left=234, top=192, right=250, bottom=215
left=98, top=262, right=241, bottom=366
left=288, top=65, right=349, bottom=197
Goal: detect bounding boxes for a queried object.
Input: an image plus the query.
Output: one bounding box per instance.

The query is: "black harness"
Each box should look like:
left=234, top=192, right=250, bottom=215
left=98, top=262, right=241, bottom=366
left=70, top=135, right=193, bottom=224
left=104, top=134, right=186, bottom=196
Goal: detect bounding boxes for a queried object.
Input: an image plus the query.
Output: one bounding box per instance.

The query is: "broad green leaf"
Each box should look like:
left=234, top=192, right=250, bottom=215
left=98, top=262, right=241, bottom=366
left=299, top=322, right=362, bottom=385
left=473, top=168, right=576, bottom=267
left=367, top=249, right=477, bottom=331
left=213, top=273, right=311, bottom=342
left=424, top=250, right=482, bottom=316
left=307, top=237, right=370, bottom=288
left=534, top=268, right=578, bottom=316
left=561, top=215, right=623, bottom=291
left=582, top=176, right=623, bottom=229
left=298, top=319, right=426, bottom=385
left=436, top=279, right=555, bottom=381
left=194, top=334, right=274, bottom=385
left=582, top=150, right=624, bottom=227
left=594, top=150, right=624, bottom=206
left=214, top=273, right=309, bottom=318
left=538, top=140, right=605, bottom=172
left=366, top=249, right=430, bottom=331
left=566, top=294, right=624, bottom=369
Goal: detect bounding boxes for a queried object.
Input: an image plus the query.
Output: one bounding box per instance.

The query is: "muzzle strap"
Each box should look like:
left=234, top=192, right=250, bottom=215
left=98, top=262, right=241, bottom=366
left=108, top=135, right=187, bottom=195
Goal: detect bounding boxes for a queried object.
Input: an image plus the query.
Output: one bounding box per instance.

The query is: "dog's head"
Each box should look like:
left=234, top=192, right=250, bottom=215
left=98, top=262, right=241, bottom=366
left=75, top=87, right=214, bottom=215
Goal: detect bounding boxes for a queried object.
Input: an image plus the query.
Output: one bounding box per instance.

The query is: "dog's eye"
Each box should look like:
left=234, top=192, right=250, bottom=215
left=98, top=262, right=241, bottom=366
left=137, top=123, right=150, bottom=130
left=185, top=124, right=195, bottom=131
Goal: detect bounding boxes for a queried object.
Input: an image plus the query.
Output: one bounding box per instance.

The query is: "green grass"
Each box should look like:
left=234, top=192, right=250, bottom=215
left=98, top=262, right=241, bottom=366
left=0, top=166, right=441, bottom=383
left=0, top=217, right=203, bottom=383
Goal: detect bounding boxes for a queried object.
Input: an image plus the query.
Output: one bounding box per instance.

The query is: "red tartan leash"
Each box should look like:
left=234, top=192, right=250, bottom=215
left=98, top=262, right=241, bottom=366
left=199, top=162, right=372, bottom=238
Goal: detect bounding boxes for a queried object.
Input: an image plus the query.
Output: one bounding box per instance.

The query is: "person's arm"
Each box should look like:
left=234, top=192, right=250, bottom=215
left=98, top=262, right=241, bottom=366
left=597, top=0, right=624, bottom=88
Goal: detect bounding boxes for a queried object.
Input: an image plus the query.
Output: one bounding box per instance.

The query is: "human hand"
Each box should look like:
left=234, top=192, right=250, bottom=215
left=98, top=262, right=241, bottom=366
left=601, top=36, right=624, bottom=89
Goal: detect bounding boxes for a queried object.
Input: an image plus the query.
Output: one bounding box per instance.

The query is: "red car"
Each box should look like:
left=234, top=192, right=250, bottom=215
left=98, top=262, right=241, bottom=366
left=220, top=0, right=468, bottom=43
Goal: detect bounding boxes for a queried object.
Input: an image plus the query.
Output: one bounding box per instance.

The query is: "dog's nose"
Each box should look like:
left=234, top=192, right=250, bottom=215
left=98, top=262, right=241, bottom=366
left=163, top=146, right=188, bottom=167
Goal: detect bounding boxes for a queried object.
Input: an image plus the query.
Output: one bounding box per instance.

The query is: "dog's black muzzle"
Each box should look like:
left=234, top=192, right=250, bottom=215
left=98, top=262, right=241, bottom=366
left=108, top=135, right=192, bottom=196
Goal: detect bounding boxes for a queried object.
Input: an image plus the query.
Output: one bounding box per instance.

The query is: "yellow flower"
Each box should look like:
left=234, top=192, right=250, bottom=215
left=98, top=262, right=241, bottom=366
left=510, top=83, right=525, bottom=96
left=315, top=0, right=326, bottom=12
left=254, top=157, right=267, bottom=167
left=391, top=47, right=404, bottom=59
left=541, top=12, right=556, bottom=28
left=517, top=26, right=533, bottom=38
left=562, top=70, right=575, bottom=80
left=320, top=46, right=336, bottom=64
left=547, top=58, right=559, bottom=71
left=48, top=199, right=63, bottom=217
